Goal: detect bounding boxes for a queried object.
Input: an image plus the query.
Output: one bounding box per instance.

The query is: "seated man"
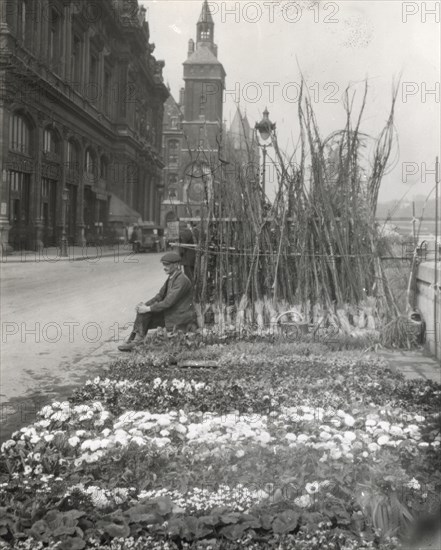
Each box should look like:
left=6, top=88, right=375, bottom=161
left=118, top=252, right=196, bottom=351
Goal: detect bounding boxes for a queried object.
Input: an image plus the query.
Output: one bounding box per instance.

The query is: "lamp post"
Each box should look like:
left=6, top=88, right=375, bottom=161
left=255, top=107, right=276, bottom=196
left=61, top=187, right=68, bottom=257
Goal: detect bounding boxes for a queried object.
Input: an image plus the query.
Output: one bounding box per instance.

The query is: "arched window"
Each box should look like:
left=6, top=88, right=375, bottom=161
left=18, top=0, right=31, bottom=45
left=67, top=139, right=80, bottom=170
left=43, top=126, right=60, bottom=155
left=49, top=8, right=62, bottom=71
left=168, top=140, right=179, bottom=165
left=100, top=156, right=109, bottom=179
left=85, top=148, right=97, bottom=179
left=9, top=113, right=31, bottom=154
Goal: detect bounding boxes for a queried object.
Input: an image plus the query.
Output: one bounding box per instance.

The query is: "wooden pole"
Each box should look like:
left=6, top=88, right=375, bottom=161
left=412, top=201, right=417, bottom=249
left=434, top=156, right=439, bottom=359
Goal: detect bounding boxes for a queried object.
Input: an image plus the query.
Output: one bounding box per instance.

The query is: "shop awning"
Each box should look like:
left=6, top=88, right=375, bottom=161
left=109, top=194, right=142, bottom=224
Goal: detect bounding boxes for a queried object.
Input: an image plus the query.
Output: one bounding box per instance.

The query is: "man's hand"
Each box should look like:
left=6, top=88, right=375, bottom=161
left=136, top=304, right=151, bottom=314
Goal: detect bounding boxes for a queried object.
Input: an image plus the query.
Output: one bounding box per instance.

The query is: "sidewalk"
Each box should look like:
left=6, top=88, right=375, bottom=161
left=378, top=349, right=441, bottom=382
left=1, top=244, right=135, bottom=263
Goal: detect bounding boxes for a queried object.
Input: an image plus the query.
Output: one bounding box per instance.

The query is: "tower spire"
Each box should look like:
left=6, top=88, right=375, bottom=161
left=197, top=0, right=215, bottom=51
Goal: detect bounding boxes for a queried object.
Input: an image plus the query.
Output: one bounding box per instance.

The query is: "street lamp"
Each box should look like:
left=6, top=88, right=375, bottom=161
left=61, top=187, right=69, bottom=257
left=255, top=107, right=276, bottom=196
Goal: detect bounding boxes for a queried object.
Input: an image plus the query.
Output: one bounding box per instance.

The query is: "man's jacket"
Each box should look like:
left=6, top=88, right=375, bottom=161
left=146, top=270, right=196, bottom=329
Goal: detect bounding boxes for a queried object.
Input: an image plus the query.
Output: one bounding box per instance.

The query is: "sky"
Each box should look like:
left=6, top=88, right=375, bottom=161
left=141, top=0, right=440, bottom=205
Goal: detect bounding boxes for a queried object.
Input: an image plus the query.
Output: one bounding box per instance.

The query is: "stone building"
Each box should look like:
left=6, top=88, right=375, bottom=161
left=161, top=0, right=226, bottom=224
left=0, top=0, right=168, bottom=251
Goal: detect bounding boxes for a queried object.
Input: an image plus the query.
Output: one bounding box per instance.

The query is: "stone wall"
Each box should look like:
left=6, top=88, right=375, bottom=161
left=416, top=262, right=441, bottom=360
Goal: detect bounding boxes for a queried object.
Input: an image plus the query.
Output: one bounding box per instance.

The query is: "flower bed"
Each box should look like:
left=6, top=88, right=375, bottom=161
left=1, top=339, right=440, bottom=549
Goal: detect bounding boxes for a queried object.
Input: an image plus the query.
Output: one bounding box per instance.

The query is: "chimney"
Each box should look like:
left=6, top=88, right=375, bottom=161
left=188, top=39, right=195, bottom=56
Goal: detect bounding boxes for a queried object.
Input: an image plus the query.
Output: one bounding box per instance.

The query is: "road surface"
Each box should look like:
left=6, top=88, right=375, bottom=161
left=0, top=252, right=167, bottom=435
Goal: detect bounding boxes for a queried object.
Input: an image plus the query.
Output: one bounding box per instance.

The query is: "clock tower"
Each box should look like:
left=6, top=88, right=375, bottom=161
left=180, top=0, right=226, bottom=209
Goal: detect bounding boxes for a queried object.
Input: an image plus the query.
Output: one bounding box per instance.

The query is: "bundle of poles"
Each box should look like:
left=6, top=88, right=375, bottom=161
left=184, top=80, right=401, bottom=334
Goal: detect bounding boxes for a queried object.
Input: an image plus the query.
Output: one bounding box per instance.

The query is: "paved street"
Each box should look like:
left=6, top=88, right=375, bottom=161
left=0, top=252, right=166, bottom=422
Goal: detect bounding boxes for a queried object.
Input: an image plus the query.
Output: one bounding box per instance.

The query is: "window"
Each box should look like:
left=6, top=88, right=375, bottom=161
left=168, top=174, right=178, bottom=186
left=89, top=54, right=98, bottom=85
left=71, top=35, right=82, bottom=83
left=43, top=127, right=59, bottom=154
left=198, top=127, right=205, bottom=148
left=9, top=171, right=31, bottom=224
left=168, top=140, right=179, bottom=165
left=85, top=149, right=96, bottom=175
left=199, top=94, right=206, bottom=117
left=100, top=156, right=108, bottom=179
left=200, top=29, right=210, bottom=40
left=42, top=178, right=50, bottom=197
left=104, top=71, right=112, bottom=115
left=171, top=117, right=178, bottom=129
left=9, top=113, right=31, bottom=154
left=67, top=139, right=80, bottom=170
left=18, top=0, right=29, bottom=45
left=49, top=9, right=61, bottom=70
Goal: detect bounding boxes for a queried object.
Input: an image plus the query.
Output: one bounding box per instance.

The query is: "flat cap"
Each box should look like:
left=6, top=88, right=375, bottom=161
left=160, top=252, right=181, bottom=264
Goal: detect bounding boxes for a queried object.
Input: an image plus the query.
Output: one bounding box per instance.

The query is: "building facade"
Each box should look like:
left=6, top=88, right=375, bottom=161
left=0, top=0, right=168, bottom=251
left=161, top=0, right=226, bottom=224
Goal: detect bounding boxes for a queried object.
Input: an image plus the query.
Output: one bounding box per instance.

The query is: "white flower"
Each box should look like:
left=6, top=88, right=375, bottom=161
left=1, top=440, right=16, bottom=450
left=285, top=433, right=297, bottom=442
left=236, top=449, right=245, bottom=458
left=344, top=415, right=355, bottom=427
left=377, top=435, right=390, bottom=446
left=40, top=405, right=53, bottom=418
left=157, top=416, right=171, bottom=427
left=319, top=431, right=332, bottom=441
left=389, top=425, right=403, bottom=437
left=305, top=482, right=320, bottom=494
left=43, top=434, right=54, bottom=442
left=343, top=431, right=356, bottom=442
left=38, top=420, right=51, bottom=428
left=81, top=440, right=92, bottom=451
left=378, top=421, right=390, bottom=431
left=365, top=419, right=377, bottom=427
left=414, top=415, right=425, bottom=423
left=257, top=431, right=271, bottom=444
left=160, top=429, right=170, bottom=437
left=101, top=428, right=111, bottom=437
left=89, top=440, right=102, bottom=452
left=406, top=478, right=421, bottom=490
left=23, top=466, right=32, bottom=476
left=368, top=442, right=379, bottom=452
left=294, top=494, right=312, bottom=508
left=175, top=424, right=187, bottom=434
left=131, top=436, right=146, bottom=446
left=68, top=436, right=80, bottom=448
left=297, top=434, right=309, bottom=443
left=330, top=448, right=342, bottom=460
left=33, top=453, right=41, bottom=461
left=418, top=442, right=429, bottom=448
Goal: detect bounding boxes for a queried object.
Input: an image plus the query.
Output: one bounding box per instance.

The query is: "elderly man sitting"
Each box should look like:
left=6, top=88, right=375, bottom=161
left=118, top=252, right=196, bottom=351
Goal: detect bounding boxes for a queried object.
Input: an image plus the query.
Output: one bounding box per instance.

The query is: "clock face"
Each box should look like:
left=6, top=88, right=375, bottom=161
left=184, top=162, right=210, bottom=202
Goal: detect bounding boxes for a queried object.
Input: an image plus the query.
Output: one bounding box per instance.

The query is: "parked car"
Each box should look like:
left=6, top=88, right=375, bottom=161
left=131, top=224, right=164, bottom=253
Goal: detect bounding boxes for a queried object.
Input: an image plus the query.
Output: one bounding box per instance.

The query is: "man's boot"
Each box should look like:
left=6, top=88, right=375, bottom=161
left=118, top=332, right=144, bottom=352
